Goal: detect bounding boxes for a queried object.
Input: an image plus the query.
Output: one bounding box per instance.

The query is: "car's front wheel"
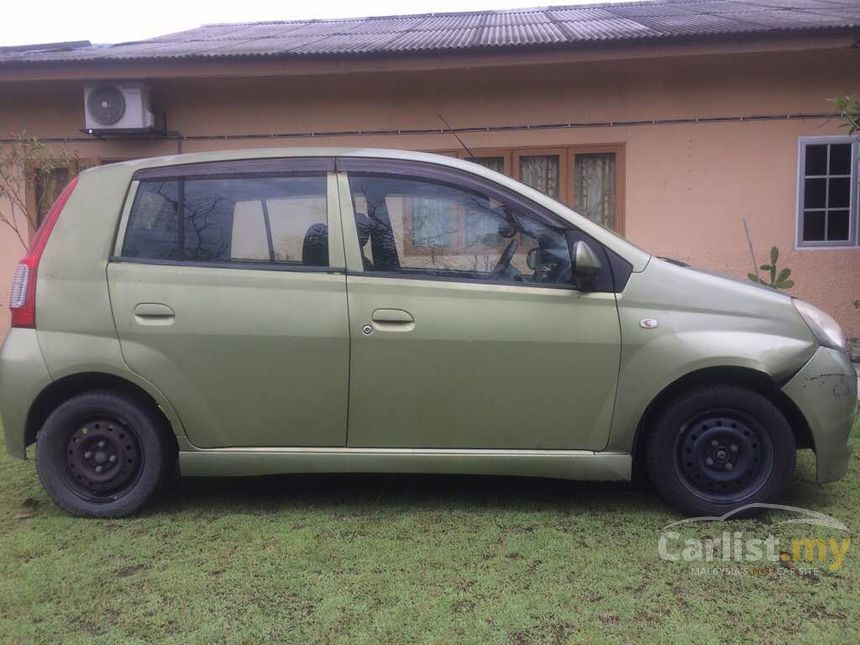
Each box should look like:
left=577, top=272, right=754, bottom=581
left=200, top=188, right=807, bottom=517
left=646, top=385, right=796, bottom=516
left=35, top=391, right=175, bottom=517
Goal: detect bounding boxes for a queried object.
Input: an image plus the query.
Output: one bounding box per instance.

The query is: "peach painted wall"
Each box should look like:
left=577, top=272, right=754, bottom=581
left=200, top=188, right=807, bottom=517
left=0, top=44, right=858, bottom=339
left=0, top=192, right=31, bottom=334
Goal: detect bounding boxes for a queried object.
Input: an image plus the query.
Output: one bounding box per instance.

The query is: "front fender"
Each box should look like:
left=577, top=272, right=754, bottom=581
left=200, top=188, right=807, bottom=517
left=605, top=260, right=818, bottom=453
left=606, top=330, right=815, bottom=452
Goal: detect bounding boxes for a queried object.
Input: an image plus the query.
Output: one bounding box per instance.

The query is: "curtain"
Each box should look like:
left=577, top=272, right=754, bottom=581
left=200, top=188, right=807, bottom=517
left=466, top=156, right=505, bottom=174
left=518, top=155, right=560, bottom=199
left=575, top=153, right=616, bottom=229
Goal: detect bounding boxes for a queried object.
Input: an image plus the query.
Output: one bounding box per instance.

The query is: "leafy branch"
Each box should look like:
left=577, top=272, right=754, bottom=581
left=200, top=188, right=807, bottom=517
left=831, top=95, right=860, bottom=134
left=743, top=218, right=793, bottom=290
left=0, top=132, right=74, bottom=250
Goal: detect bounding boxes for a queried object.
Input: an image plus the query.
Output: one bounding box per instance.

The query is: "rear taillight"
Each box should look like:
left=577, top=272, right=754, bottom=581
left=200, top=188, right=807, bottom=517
left=10, top=176, right=78, bottom=328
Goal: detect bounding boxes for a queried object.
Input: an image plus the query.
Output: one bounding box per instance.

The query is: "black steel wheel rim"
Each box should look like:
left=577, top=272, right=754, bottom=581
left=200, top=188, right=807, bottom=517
left=673, top=410, right=774, bottom=503
left=64, top=418, right=143, bottom=502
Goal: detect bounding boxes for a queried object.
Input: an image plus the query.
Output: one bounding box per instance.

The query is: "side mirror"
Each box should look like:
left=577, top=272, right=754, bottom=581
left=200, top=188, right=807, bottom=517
left=571, top=240, right=602, bottom=280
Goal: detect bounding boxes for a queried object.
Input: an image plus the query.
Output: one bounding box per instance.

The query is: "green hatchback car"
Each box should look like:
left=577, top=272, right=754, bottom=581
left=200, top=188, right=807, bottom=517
left=0, top=148, right=855, bottom=517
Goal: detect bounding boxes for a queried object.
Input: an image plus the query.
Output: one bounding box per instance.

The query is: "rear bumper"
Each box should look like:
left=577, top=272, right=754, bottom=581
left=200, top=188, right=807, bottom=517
left=781, top=346, right=857, bottom=484
left=0, top=329, right=52, bottom=459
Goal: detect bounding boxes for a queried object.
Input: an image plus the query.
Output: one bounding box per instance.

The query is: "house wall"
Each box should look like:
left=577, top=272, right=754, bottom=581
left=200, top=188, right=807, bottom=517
left=1, top=44, right=858, bottom=337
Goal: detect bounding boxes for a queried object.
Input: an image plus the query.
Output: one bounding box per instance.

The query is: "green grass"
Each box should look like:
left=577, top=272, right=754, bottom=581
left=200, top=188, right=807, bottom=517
left=1, top=415, right=858, bottom=643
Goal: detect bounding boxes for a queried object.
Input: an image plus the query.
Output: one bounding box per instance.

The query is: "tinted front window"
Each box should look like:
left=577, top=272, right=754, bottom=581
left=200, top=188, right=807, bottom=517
left=123, top=175, right=328, bottom=266
left=348, top=173, right=575, bottom=286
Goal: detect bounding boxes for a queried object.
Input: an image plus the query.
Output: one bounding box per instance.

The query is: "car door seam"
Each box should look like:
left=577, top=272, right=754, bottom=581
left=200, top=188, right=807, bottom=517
left=334, top=168, right=353, bottom=448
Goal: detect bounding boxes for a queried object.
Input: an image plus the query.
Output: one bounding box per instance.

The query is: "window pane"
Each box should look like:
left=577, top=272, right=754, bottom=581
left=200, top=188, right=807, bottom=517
left=347, top=173, right=573, bottom=285
left=183, top=179, right=236, bottom=262
left=800, top=141, right=857, bottom=245
left=802, top=210, right=826, bottom=241
left=828, top=177, right=850, bottom=208
left=463, top=162, right=507, bottom=246
left=183, top=176, right=327, bottom=265
left=122, top=180, right=182, bottom=260
left=519, top=155, right=560, bottom=199
left=827, top=210, right=850, bottom=241
left=465, top=208, right=504, bottom=247
left=805, top=144, right=827, bottom=176
left=267, top=191, right=328, bottom=262
left=803, top=178, right=827, bottom=208
left=123, top=175, right=327, bottom=264
left=466, top=156, right=505, bottom=174
left=574, top=153, right=616, bottom=229
left=829, top=143, right=851, bottom=176
left=231, top=201, right=269, bottom=261
left=410, top=197, right=456, bottom=249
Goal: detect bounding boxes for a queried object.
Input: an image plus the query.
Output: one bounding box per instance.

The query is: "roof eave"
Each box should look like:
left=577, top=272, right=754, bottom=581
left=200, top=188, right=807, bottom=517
left=0, top=29, right=857, bottom=83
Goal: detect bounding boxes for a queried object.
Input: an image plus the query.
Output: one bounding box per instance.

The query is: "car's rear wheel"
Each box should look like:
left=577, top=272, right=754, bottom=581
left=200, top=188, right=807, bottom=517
left=646, top=385, right=795, bottom=516
left=35, top=391, right=175, bottom=518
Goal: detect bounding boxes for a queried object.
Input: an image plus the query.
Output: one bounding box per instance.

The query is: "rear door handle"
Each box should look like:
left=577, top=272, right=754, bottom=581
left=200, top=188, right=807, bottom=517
left=134, top=303, right=175, bottom=324
left=370, top=308, right=415, bottom=332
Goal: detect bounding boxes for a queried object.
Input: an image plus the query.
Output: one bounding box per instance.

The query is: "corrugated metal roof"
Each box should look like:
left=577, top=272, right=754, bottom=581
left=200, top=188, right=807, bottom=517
left=1, top=0, right=858, bottom=64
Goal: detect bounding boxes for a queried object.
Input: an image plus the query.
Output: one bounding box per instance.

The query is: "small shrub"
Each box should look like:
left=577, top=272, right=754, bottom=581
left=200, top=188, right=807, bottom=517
left=748, top=246, right=794, bottom=289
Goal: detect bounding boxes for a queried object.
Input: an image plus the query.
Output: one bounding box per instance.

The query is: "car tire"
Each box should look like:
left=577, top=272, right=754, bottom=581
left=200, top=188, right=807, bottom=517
left=646, top=385, right=796, bottom=516
left=35, top=390, right=175, bottom=518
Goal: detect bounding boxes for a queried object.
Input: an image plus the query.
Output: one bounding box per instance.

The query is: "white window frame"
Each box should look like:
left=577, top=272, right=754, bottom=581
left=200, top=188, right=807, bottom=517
left=796, top=135, right=859, bottom=249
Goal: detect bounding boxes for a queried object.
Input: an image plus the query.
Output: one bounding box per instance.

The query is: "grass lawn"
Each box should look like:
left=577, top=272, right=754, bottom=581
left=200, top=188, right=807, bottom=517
left=0, top=414, right=858, bottom=643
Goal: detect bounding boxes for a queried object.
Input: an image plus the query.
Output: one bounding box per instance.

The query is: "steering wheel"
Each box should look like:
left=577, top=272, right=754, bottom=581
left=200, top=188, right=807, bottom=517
left=492, top=238, right=519, bottom=277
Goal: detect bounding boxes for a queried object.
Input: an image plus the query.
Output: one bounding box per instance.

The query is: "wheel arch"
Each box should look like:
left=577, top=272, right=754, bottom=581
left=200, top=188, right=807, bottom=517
left=25, top=372, right=181, bottom=451
left=630, top=365, right=813, bottom=481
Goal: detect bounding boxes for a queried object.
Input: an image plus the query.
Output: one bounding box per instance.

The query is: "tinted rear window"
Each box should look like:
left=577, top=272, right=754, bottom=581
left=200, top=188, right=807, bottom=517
left=122, top=175, right=328, bottom=267
left=122, top=180, right=182, bottom=261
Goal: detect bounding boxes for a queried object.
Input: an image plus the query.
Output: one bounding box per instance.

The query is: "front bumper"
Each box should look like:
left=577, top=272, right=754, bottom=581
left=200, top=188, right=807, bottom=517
left=782, top=346, right=857, bottom=483
left=0, top=329, right=52, bottom=459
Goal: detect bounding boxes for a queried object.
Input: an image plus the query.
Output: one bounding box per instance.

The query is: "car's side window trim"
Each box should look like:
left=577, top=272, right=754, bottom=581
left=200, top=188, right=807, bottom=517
left=111, top=179, right=139, bottom=257
left=337, top=158, right=627, bottom=293
left=108, top=255, right=343, bottom=273
left=343, top=268, right=589, bottom=291
left=605, top=247, right=633, bottom=292
left=132, top=157, right=335, bottom=181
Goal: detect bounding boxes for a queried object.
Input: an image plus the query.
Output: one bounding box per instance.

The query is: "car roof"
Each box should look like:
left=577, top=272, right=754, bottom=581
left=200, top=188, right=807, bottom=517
left=103, top=147, right=459, bottom=171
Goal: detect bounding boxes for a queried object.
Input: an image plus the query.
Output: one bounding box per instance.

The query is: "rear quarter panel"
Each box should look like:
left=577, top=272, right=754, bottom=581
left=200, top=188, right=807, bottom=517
left=0, top=329, right=52, bottom=457
left=34, top=165, right=188, bottom=442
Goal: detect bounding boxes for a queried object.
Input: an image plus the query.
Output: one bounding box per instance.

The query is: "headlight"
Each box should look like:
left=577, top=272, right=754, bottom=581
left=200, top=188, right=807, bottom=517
left=793, top=299, right=846, bottom=351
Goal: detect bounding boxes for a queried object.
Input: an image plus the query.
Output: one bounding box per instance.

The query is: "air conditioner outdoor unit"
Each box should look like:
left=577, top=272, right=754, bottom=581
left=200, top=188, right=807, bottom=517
left=83, top=82, right=157, bottom=132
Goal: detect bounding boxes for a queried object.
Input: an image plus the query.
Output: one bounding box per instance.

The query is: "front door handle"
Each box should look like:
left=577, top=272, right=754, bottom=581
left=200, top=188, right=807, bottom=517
left=372, top=309, right=414, bottom=324
left=370, top=308, right=415, bottom=332
left=134, top=303, right=175, bottom=325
